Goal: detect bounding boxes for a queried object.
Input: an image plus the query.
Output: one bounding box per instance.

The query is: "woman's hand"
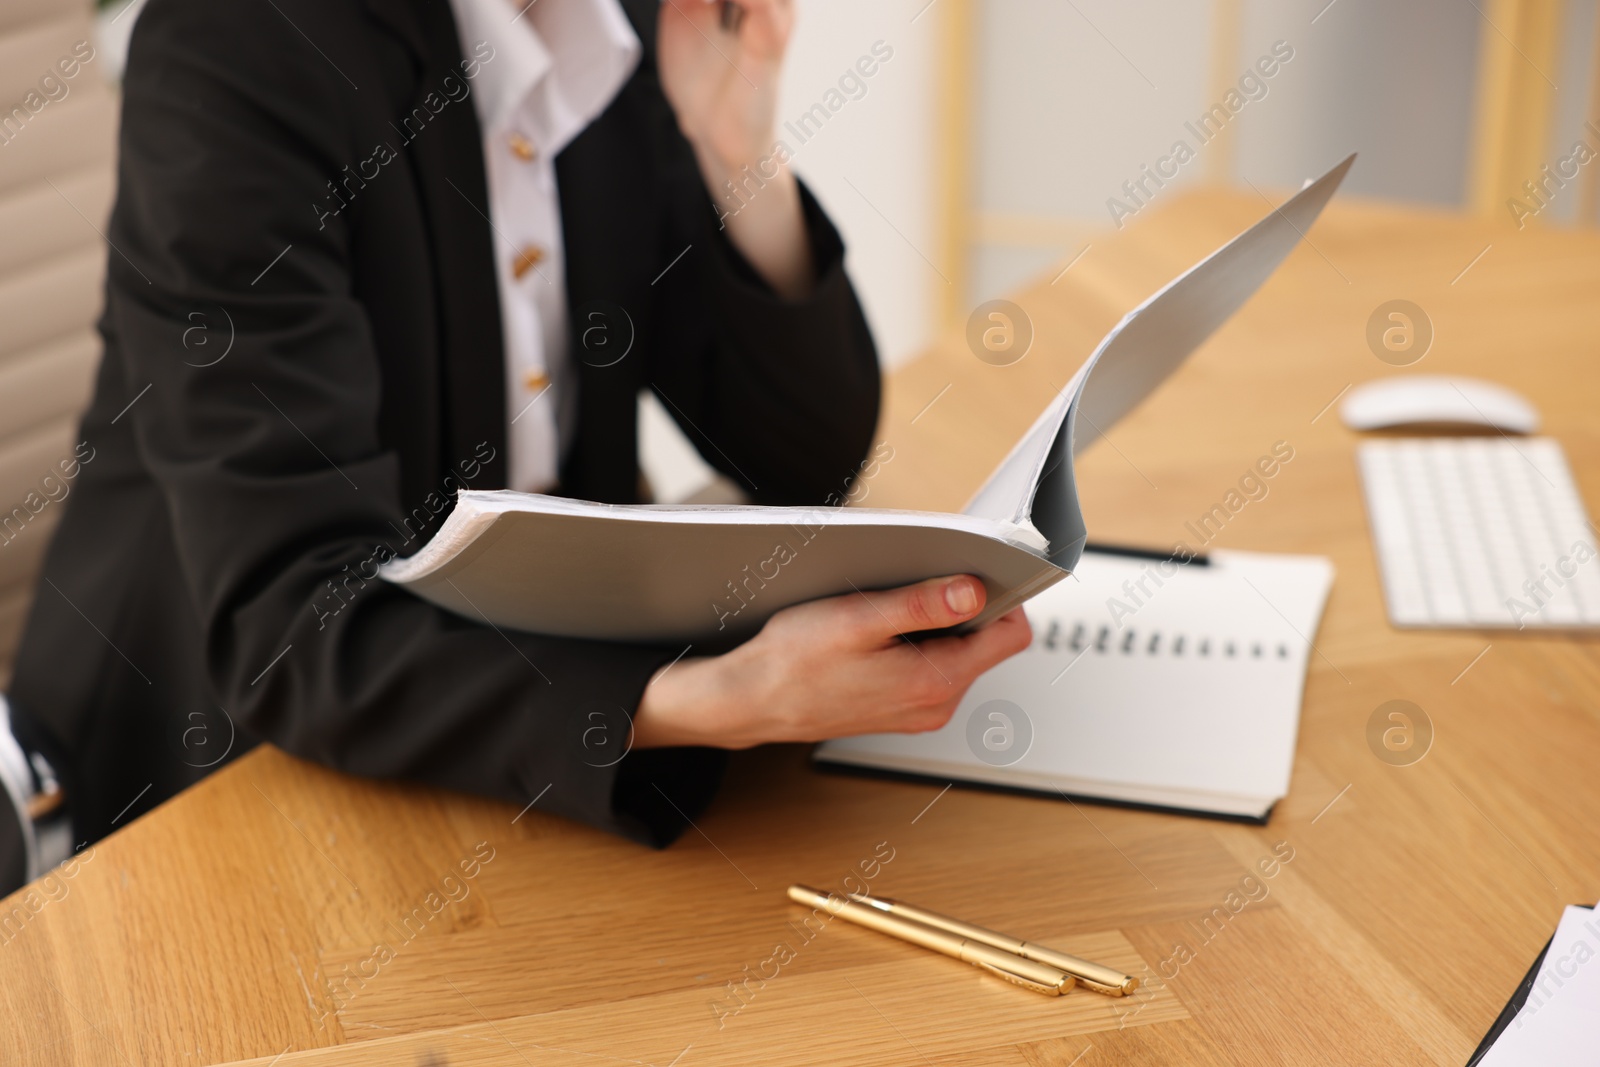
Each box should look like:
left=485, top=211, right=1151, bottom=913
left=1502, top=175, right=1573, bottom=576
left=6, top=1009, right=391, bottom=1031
left=631, top=576, right=1034, bottom=749
left=657, top=0, right=814, bottom=299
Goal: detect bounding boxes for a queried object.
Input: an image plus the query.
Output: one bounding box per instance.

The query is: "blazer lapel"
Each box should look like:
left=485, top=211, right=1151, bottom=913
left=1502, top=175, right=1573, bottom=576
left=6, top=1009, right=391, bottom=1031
left=555, top=0, right=664, bottom=503
left=368, top=0, right=510, bottom=491
left=361, top=0, right=431, bottom=65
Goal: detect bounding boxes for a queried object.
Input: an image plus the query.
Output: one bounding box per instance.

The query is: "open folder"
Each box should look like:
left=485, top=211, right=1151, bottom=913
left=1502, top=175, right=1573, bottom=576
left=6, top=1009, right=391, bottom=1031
left=381, top=156, right=1356, bottom=644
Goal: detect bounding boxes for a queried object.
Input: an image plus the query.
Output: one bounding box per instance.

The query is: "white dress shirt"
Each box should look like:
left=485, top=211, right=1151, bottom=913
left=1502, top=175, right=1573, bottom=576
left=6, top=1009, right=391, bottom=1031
left=444, top=0, right=641, bottom=492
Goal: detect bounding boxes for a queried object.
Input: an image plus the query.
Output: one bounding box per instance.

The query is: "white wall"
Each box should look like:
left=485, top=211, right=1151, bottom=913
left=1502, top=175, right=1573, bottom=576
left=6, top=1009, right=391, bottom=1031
left=778, top=0, right=941, bottom=368
left=969, top=0, right=1212, bottom=305
left=1235, top=0, right=1480, bottom=207
left=1548, top=0, right=1600, bottom=225
left=964, top=0, right=1599, bottom=295
left=968, top=0, right=1481, bottom=307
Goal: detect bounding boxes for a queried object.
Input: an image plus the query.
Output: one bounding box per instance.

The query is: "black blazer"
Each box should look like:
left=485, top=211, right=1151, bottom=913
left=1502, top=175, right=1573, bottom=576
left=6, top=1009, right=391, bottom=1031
left=9, top=0, right=879, bottom=847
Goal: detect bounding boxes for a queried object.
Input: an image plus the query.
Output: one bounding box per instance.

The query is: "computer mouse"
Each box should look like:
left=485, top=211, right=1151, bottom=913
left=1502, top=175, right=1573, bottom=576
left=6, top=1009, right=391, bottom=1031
left=1339, top=375, right=1540, bottom=434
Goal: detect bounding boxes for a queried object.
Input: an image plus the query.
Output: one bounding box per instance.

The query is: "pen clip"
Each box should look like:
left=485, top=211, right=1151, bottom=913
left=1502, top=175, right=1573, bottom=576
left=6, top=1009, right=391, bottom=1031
left=1072, top=976, right=1129, bottom=996
left=972, top=959, right=1069, bottom=996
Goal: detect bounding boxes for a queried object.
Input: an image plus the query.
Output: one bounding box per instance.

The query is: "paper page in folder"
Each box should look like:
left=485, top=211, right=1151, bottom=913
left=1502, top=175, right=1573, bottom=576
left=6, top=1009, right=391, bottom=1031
left=964, top=155, right=1355, bottom=561
left=1069, top=154, right=1354, bottom=453
left=963, top=382, right=1079, bottom=526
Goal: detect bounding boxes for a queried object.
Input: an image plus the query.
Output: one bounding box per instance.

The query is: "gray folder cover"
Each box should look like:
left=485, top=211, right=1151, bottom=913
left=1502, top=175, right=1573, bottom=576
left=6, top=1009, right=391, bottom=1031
left=382, top=156, right=1354, bottom=643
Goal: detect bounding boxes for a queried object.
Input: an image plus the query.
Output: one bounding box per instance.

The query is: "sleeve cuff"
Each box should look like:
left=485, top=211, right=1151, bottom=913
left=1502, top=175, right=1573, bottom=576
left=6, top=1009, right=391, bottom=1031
left=503, top=635, right=729, bottom=849
left=610, top=745, right=730, bottom=848
left=706, top=178, right=849, bottom=305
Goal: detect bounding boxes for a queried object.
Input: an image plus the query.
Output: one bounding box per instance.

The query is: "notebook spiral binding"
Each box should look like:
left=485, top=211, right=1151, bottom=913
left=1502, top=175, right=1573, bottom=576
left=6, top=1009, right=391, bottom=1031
left=1036, top=618, right=1291, bottom=660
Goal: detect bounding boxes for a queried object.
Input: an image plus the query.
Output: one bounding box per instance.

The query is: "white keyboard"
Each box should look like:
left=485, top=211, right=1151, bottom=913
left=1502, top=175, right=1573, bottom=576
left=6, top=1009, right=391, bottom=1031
left=1357, top=438, right=1600, bottom=629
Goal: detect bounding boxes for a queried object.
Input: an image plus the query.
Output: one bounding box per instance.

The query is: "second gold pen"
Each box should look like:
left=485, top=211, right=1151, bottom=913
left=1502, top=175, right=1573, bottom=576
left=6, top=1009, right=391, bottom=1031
left=787, top=884, right=1075, bottom=997
left=847, top=892, right=1137, bottom=996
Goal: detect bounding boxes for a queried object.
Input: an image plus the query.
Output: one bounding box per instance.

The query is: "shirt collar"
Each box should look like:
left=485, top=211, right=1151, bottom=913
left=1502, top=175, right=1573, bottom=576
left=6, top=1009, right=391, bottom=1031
left=446, top=0, right=641, bottom=157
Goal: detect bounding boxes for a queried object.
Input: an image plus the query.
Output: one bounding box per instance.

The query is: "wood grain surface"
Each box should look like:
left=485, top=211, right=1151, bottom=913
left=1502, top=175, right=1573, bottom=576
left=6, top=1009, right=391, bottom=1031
left=3, top=186, right=1598, bottom=1066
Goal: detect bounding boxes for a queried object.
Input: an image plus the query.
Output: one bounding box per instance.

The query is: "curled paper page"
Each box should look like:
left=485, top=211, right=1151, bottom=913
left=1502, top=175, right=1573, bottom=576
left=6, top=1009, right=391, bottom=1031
left=965, top=154, right=1356, bottom=570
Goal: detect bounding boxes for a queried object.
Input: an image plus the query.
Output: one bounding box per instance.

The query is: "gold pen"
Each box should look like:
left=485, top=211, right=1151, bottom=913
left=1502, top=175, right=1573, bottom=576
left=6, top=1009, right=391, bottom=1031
left=846, top=892, right=1137, bottom=996
left=787, top=885, right=1074, bottom=996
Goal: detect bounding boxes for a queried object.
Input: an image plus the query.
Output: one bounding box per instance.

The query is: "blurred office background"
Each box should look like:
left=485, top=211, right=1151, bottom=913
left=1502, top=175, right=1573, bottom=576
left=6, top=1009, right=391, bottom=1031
left=2, top=0, right=1598, bottom=674
left=772, top=0, right=1598, bottom=364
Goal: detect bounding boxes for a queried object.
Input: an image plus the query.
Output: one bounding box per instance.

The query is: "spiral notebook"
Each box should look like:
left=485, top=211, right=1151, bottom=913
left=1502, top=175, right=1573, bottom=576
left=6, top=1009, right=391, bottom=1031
left=815, top=547, right=1335, bottom=821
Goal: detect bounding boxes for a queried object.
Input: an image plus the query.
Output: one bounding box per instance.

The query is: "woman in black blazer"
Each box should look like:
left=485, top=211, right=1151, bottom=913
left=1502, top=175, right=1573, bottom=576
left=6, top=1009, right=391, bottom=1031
left=2, top=0, right=1027, bottom=872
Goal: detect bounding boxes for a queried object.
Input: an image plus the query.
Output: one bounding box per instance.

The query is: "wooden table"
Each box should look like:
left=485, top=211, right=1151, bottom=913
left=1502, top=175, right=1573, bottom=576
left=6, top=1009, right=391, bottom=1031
left=5, top=188, right=1598, bottom=1066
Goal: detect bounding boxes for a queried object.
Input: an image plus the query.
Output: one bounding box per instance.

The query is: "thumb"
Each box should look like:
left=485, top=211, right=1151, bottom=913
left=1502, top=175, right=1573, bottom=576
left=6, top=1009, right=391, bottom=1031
left=851, top=576, right=986, bottom=640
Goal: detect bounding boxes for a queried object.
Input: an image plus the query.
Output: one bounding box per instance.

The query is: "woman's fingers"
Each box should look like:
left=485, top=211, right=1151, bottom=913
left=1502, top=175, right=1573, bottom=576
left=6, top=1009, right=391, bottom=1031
left=716, top=0, right=789, bottom=31
left=854, top=608, right=1033, bottom=735
left=926, top=607, right=1033, bottom=680
left=667, top=0, right=719, bottom=29
left=840, top=575, right=987, bottom=643
left=695, top=0, right=790, bottom=57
